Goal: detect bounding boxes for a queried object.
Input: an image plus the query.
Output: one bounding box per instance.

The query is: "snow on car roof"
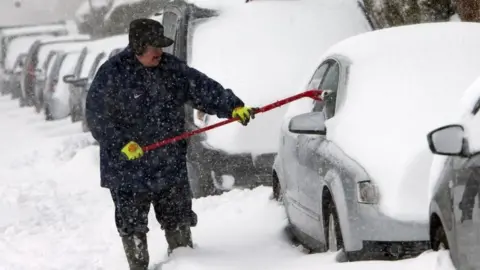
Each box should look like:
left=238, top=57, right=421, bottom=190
left=0, top=24, right=67, bottom=36
left=4, top=34, right=54, bottom=70
left=320, top=22, right=480, bottom=222
left=192, top=0, right=371, bottom=155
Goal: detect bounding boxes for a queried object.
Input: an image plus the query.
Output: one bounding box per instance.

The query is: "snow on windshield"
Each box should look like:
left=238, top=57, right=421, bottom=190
left=190, top=0, right=370, bottom=155
left=322, top=22, right=480, bottom=222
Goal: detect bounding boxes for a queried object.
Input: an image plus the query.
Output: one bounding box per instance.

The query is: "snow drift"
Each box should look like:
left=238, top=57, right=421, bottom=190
left=320, top=22, right=480, bottom=221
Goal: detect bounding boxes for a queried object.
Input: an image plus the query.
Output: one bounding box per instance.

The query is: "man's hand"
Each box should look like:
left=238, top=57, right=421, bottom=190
left=121, top=141, right=144, bottom=160
left=232, top=107, right=257, bottom=126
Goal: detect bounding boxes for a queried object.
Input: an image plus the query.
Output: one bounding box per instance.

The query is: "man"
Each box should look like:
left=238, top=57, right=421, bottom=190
left=85, top=18, right=255, bottom=270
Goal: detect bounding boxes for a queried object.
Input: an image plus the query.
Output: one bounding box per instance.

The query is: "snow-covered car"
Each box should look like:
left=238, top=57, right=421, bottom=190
left=62, top=34, right=128, bottom=123
left=44, top=50, right=83, bottom=120
left=0, top=23, right=72, bottom=69
left=272, top=22, right=480, bottom=261
left=161, top=0, right=372, bottom=197
left=0, top=34, right=55, bottom=95
left=79, top=46, right=124, bottom=132
left=426, top=75, right=480, bottom=269
left=0, top=23, right=71, bottom=95
left=20, top=35, right=90, bottom=108
left=9, top=53, right=27, bottom=99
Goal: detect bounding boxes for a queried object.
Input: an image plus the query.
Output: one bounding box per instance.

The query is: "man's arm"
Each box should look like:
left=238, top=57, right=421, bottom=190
left=180, top=62, right=245, bottom=119
left=85, top=64, right=131, bottom=150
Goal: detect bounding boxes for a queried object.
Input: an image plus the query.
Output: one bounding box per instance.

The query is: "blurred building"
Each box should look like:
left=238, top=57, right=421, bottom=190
left=0, top=0, right=84, bottom=26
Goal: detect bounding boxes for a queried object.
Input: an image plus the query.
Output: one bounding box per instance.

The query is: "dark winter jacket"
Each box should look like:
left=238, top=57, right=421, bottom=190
left=85, top=46, right=244, bottom=191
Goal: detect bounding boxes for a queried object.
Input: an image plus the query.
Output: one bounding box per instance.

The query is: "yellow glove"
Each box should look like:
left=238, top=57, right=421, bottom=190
left=232, top=106, right=256, bottom=126
left=121, top=141, right=144, bottom=160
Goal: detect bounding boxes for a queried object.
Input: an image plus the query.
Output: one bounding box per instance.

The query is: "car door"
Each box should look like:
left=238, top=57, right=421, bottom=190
left=453, top=102, right=480, bottom=269
left=296, top=59, right=341, bottom=240
left=282, top=61, right=331, bottom=233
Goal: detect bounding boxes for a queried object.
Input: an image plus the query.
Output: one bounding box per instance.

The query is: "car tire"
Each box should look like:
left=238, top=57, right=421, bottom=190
left=19, top=96, right=27, bottom=107
left=272, top=172, right=282, bottom=201
left=432, top=224, right=449, bottom=251
left=81, top=119, right=90, bottom=133
left=324, top=200, right=350, bottom=262
left=45, top=104, right=53, bottom=121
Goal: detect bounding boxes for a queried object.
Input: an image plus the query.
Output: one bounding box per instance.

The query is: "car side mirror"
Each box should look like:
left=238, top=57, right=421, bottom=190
left=63, top=74, right=75, bottom=83
left=72, top=78, right=88, bottom=87
left=288, top=112, right=326, bottom=135
left=427, top=124, right=466, bottom=156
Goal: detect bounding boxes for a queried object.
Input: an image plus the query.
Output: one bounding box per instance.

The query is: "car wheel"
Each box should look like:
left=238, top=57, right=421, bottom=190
left=19, top=96, right=26, bottom=107
left=326, top=202, right=344, bottom=252
left=81, top=119, right=90, bottom=132
left=432, top=224, right=449, bottom=251
left=272, top=172, right=282, bottom=201
left=324, top=199, right=349, bottom=262
left=34, top=95, right=43, bottom=114
left=45, top=104, right=53, bottom=121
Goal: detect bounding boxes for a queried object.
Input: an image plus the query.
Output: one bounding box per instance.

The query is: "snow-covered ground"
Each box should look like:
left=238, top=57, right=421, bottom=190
left=0, top=96, right=456, bottom=269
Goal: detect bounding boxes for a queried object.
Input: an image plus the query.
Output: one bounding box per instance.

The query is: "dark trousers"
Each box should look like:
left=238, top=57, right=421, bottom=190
left=110, top=183, right=197, bottom=236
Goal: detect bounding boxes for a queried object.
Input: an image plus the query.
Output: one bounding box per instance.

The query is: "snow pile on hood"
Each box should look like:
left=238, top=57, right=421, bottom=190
left=322, top=22, right=480, bottom=222
left=190, top=0, right=371, bottom=155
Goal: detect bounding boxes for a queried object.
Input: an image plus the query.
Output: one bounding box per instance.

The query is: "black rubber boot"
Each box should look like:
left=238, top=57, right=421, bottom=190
left=165, top=225, right=193, bottom=255
left=121, top=233, right=150, bottom=270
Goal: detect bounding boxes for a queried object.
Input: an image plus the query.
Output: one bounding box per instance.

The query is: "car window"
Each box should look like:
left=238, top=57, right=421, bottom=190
left=162, top=11, right=178, bottom=54
left=320, top=62, right=340, bottom=92
left=88, top=52, right=106, bottom=79
left=467, top=98, right=480, bottom=153
left=80, top=51, right=100, bottom=78
left=320, top=62, right=340, bottom=119
left=310, top=62, right=331, bottom=112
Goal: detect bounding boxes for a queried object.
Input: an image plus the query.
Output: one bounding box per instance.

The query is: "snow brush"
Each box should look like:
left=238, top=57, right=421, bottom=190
left=142, top=90, right=325, bottom=152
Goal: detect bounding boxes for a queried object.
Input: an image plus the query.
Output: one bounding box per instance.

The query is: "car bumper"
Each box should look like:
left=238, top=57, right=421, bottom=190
left=346, top=203, right=430, bottom=255
left=188, top=140, right=275, bottom=189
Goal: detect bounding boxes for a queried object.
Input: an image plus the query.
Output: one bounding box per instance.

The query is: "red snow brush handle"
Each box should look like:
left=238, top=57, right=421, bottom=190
left=142, top=90, right=324, bottom=152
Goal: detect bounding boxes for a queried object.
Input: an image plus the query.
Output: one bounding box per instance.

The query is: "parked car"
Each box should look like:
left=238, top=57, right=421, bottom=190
left=0, top=23, right=74, bottom=94
left=62, top=34, right=128, bottom=123
left=427, top=76, right=480, bottom=269
left=44, top=51, right=83, bottom=120
left=272, top=22, right=480, bottom=261
left=161, top=0, right=372, bottom=198
left=78, top=46, right=124, bottom=132
left=20, top=35, right=90, bottom=108
left=33, top=41, right=91, bottom=114
left=9, top=53, right=26, bottom=99
left=0, top=34, right=55, bottom=95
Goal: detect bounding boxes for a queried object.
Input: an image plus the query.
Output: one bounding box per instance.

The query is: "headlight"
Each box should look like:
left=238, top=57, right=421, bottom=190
left=357, top=180, right=379, bottom=204
left=193, top=109, right=209, bottom=127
